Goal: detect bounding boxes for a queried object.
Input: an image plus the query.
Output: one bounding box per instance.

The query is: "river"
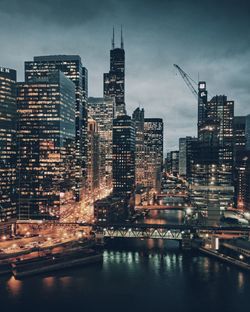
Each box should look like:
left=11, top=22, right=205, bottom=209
left=0, top=211, right=249, bottom=312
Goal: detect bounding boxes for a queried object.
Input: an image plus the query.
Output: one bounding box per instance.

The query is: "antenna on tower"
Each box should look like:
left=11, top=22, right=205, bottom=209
left=112, top=26, right=115, bottom=49
left=121, top=25, right=124, bottom=49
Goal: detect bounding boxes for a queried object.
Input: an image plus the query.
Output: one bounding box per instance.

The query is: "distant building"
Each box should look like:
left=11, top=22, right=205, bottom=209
left=88, top=97, right=114, bottom=191
left=144, top=118, right=163, bottom=192
left=166, top=151, right=179, bottom=176
left=16, top=71, right=76, bottom=219
left=245, top=115, right=250, bottom=150
left=132, top=107, right=145, bottom=186
left=104, top=28, right=126, bottom=116
left=112, top=115, right=135, bottom=197
left=94, top=194, right=127, bottom=223
left=0, top=67, right=17, bottom=221
left=233, top=116, right=246, bottom=156
left=179, top=137, right=198, bottom=178
left=234, top=150, right=250, bottom=210
left=25, top=55, right=88, bottom=201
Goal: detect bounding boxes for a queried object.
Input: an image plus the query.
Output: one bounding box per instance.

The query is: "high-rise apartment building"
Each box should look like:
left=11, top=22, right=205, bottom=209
left=16, top=71, right=76, bottom=219
left=144, top=118, right=163, bottom=192
left=104, top=28, right=126, bottom=116
left=25, top=55, right=88, bottom=200
left=0, top=67, right=17, bottom=221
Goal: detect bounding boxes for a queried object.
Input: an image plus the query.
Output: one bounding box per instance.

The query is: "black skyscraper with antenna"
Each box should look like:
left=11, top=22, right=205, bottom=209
left=104, top=26, right=126, bottom=116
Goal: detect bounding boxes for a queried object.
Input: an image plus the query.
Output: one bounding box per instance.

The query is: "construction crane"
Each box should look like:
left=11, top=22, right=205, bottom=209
left=173, top=64, right=198, bottom=99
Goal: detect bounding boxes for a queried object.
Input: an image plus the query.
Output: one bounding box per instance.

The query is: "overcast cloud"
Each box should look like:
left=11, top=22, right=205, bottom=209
left=0, top=0, right=250, bottom=152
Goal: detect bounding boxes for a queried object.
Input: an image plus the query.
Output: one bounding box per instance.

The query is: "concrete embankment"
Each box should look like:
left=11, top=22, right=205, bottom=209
left=12, top=252, right=103, bottom=278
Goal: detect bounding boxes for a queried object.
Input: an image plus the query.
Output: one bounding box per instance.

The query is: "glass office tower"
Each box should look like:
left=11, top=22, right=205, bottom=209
left=112, top=115, right=135, bottom=196
left=25, top=55, right=88, bottom=200
left=0, top=67, right=17, bottom=221
left=16, top=71, right=76, bottom=219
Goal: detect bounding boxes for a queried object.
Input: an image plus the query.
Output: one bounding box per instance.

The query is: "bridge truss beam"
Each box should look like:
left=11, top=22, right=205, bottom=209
left=100, top=227, right=184, bottom=240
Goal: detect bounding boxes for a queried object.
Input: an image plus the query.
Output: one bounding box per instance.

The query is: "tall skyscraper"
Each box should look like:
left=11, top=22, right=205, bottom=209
left=0, top=67, right=17, bottom=221
left=144, top=118, right=163, bottom=192
left=104, top=28, right=126, bottom=116
left=88, top=97, right=114, bottom=192
left=197, top=81, right=208, bottom=140
left=112, top=115, right=135, bottom=197
left=25, top=55, right=88, bottom=201
left=16, top=71, right=76, bottom=219
left=132, top=107, right=145, bottom=186
left=87, top=119, right=100, bottom=201
left=191, top=90, right=235, bottom=224
left=208, top=95, right=234, bottom=185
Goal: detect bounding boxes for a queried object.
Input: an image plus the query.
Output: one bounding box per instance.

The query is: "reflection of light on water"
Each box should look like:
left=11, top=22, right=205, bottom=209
left=147, top=239, right=155, bottom=249
left=238, top=272, right=244, bottom=290
left=43, top=276, right=55, bottom=288
left=59, top=276, right=72, bottom=287
left=7, top=276, right=22, bottom=297
left=157, top=239, right=164, bottom=249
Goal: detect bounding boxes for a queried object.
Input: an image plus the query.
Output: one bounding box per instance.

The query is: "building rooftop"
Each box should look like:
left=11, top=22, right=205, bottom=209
left=34, top=55, right=81, bottom=62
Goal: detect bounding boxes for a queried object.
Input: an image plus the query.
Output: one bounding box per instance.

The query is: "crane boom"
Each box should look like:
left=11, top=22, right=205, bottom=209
left=173, top=64, right=198, bottom=99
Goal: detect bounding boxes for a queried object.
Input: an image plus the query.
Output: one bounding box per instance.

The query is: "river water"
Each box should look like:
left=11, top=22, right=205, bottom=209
left=0, top=211, right=249, bottom=312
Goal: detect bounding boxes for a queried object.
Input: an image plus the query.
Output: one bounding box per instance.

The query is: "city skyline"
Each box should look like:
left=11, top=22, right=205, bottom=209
left=0, top=0, right=250, bottom=150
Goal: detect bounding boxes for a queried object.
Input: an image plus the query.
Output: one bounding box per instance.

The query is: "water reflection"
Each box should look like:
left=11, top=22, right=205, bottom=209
left=59, top=276, right=73, bottom=288
left=238, top=272, right=245, bottom=290
left=43, top=276, right=55, bottom=289
left=143, top=210, right=184, bottom=225
left=7, top=276, right=22, bottom=297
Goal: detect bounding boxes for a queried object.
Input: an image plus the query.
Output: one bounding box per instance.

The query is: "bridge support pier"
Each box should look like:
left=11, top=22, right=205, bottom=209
left=180, top=233, right=192, bottom=250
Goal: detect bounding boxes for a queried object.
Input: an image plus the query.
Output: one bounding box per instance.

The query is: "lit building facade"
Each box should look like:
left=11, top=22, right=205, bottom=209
left=166, top=151, right=179, bottom=176
left=16, top=71, right=76, bottom=219
left=104, top=29, right=126, bottom=116
left=112, top=115, right=135, bottom=197
left=94, top=194, right=127, bottom=223
left=234, top=151, right=250, bottom=210
left=0, top=67, right=17, bottom=221
left=197, top=81, right=208, bottom=140
left=233, top=116, right=246, bottom=156
left=87, top=119, right=100, bottom=201
left=88, top=97, right=114, bottom=192
left=25, top=55, right=88, bottom=200
left=190, top=89, right=235, bottom=224
left=144, top=118, right=163, bottom=192
left=132, top=107, right=145, bottom=186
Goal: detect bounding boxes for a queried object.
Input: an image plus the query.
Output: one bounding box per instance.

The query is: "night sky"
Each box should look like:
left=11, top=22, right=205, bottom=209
left=0, top=0, right=250, bottom=152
